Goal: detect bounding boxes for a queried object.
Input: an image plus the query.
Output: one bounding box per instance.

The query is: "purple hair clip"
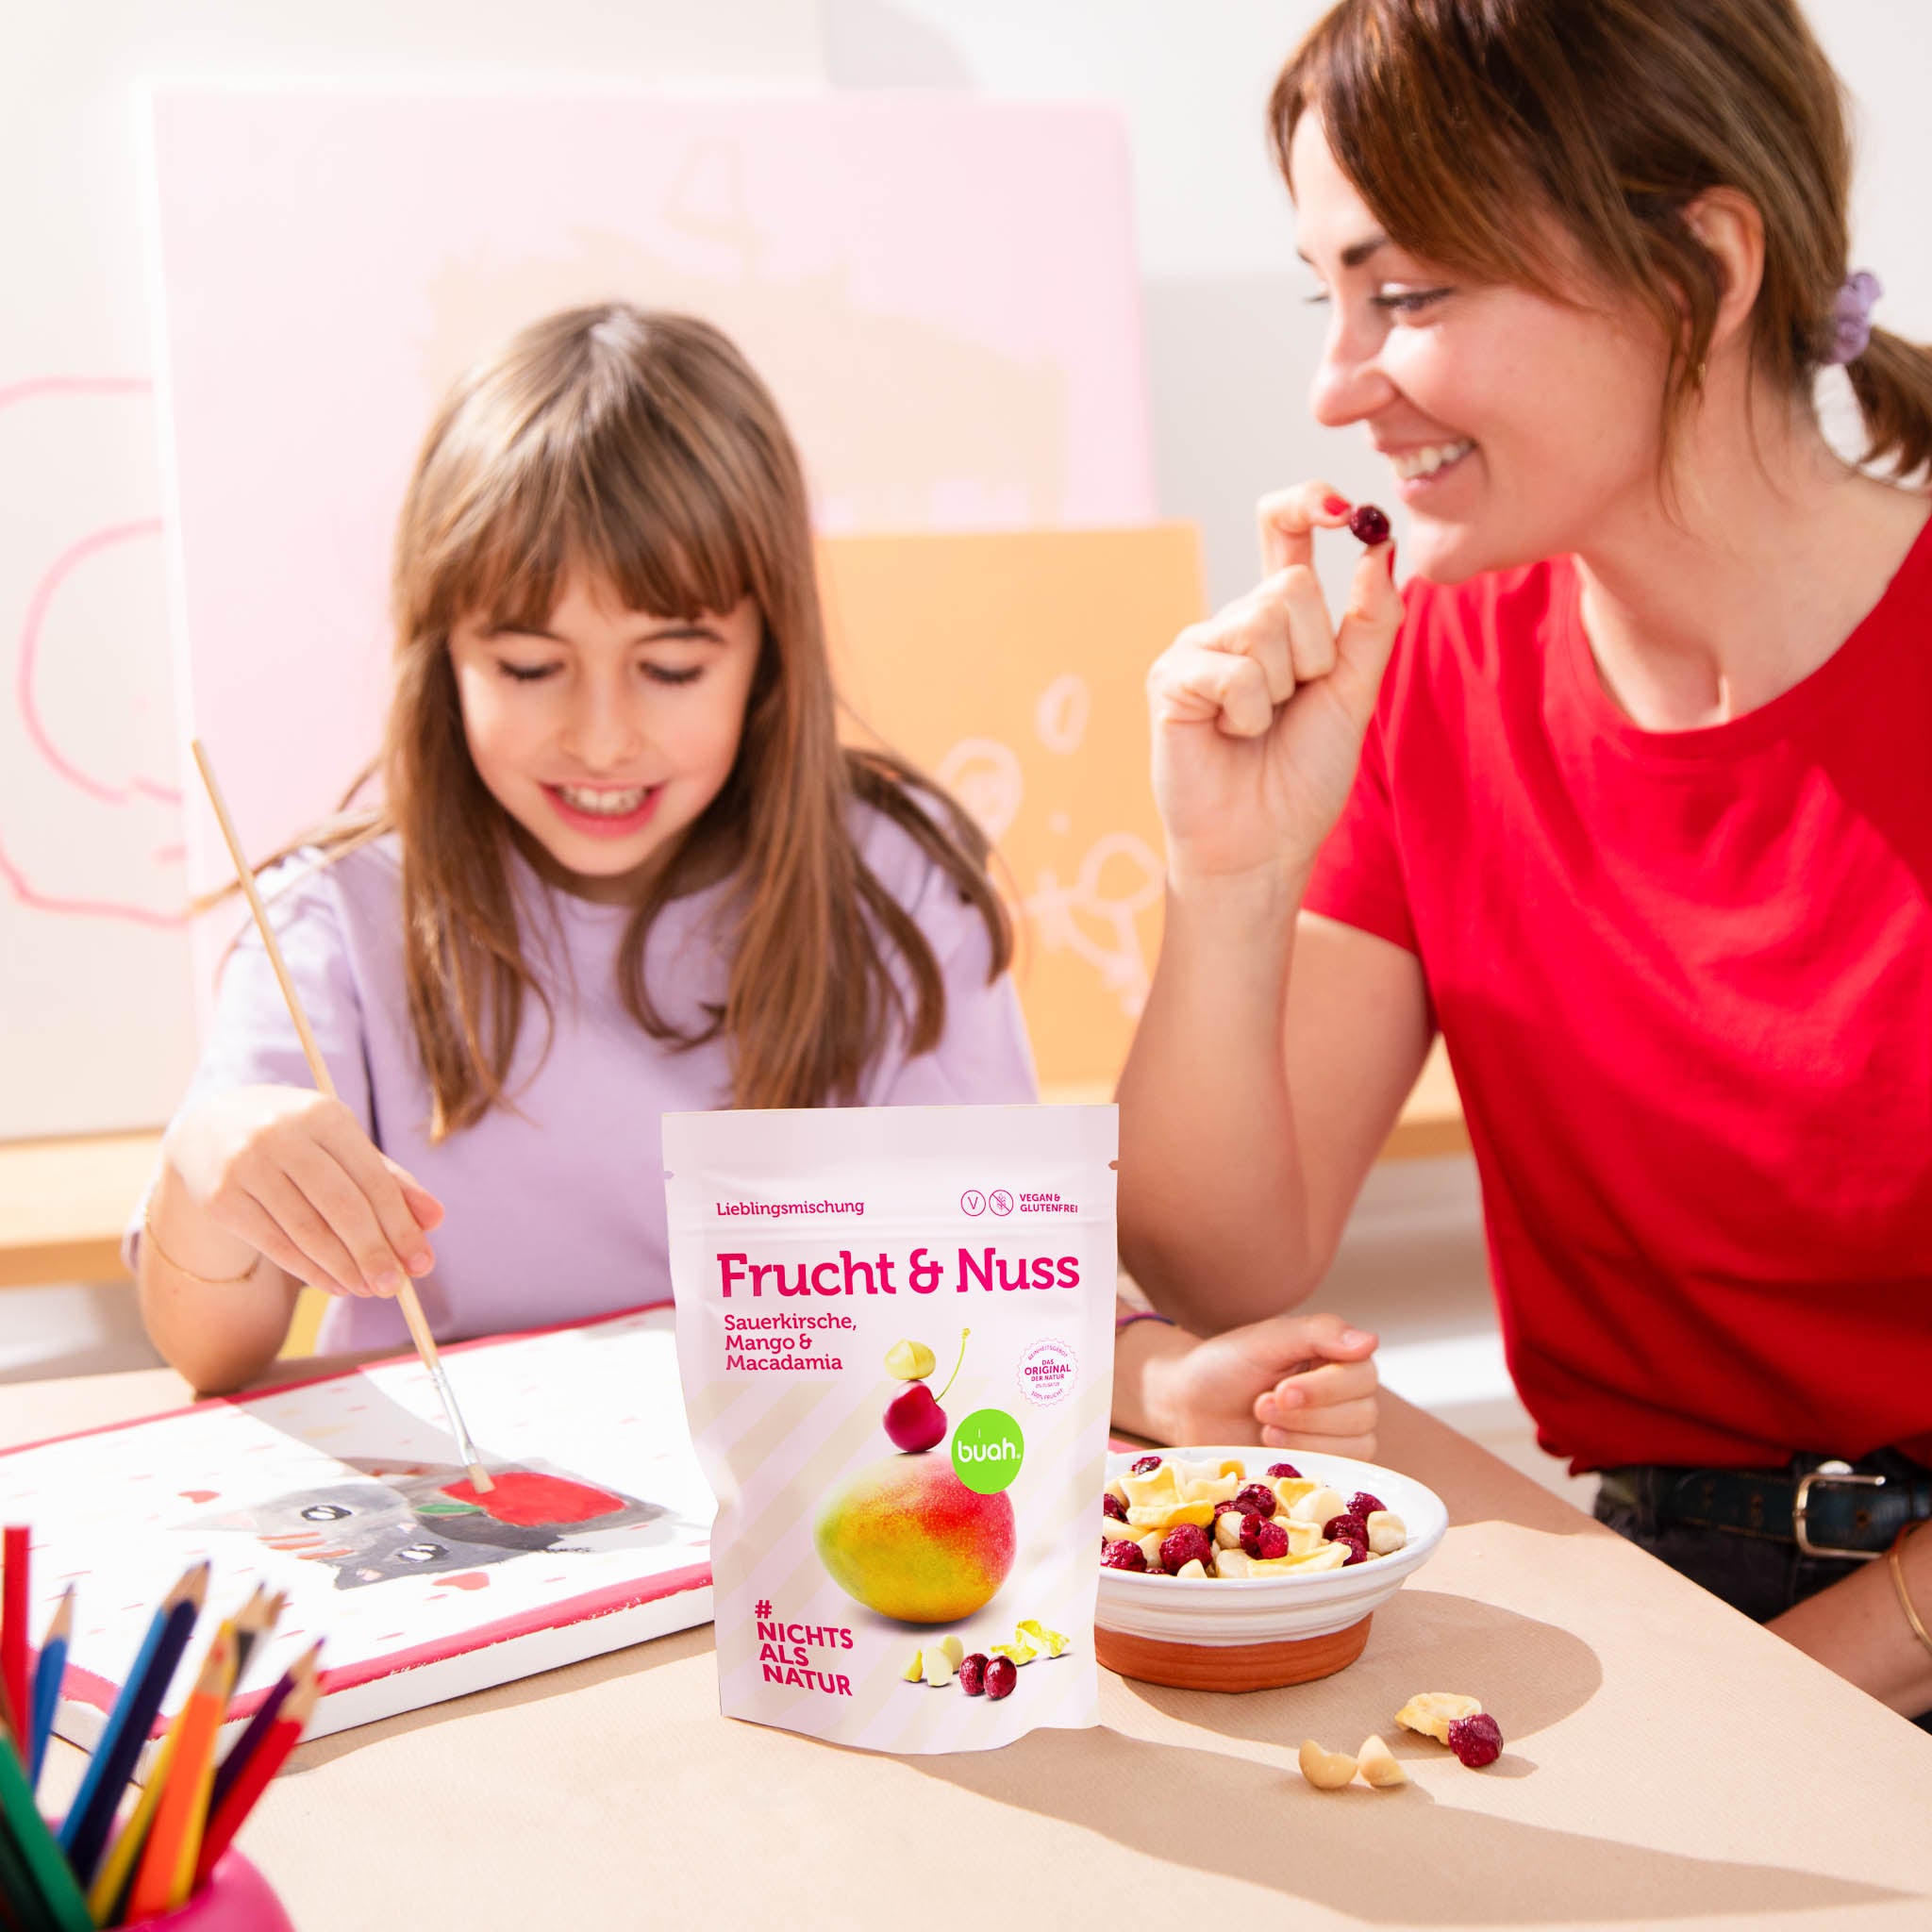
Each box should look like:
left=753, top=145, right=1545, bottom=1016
left=1824, top=270, right=1882, bottom=365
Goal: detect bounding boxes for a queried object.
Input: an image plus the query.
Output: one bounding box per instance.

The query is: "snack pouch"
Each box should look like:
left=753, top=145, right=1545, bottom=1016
left=665, top=1104, right=1117, bottom=1752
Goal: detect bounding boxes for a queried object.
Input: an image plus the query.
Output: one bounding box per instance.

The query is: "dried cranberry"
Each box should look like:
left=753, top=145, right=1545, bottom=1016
left=1241, top=1516, right=1290, bottom=1561
left=1232, top=1483, right=1277, bottom=1519
left=1447, top=1713, right=1504, bottom=1767
left=1102, top=1539, right=1149, bottom=1572
left=1348, top=503, right=1391, bottom=545
left=958, top=1654, right=989, bottom=1695
left=1347, top=1491, right=1386, bottom=1519
left=1158, top=1524, right=1213, bottom=1574
left=1265, top=1462, right=1301, bottom=1479
left=1102, top=1492, right=1128, bottom=1521
left=1129, top=1454, right=1163, bottom=1474
left=1339, top=1540, right=1368, bottom=1566
left=984, top=1656, right=1018, bottom=1701
left=1324, top=1514, right=1368, bottom=1546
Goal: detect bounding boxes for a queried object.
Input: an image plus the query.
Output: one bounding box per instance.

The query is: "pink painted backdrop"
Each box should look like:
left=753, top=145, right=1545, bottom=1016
left=145, top=90, right=1156, bottom=1008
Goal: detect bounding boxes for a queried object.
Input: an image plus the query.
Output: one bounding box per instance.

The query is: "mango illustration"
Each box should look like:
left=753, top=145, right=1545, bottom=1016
left=814, top=1454, right=1016, bottom=1624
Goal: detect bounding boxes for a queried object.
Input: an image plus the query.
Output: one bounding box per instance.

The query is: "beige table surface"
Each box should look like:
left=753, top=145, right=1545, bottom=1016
left=12, top=1359, right=1932, bottom=1931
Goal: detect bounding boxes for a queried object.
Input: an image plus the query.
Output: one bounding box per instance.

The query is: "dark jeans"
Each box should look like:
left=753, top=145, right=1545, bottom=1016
left=1594, top=1463, right=1932, bottom=1733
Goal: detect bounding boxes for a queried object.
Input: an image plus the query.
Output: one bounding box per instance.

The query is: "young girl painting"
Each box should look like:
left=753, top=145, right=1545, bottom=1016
left=138, top=305, right=1378, bottom=1456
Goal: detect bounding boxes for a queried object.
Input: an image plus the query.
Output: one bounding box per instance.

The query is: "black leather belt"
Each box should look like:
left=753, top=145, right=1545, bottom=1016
left=1597, top=1453, right=1932, bottom=1561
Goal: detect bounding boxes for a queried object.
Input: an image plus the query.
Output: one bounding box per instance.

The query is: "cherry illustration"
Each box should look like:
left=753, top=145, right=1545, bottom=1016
left=883, top=1328, right=970, bottom=1453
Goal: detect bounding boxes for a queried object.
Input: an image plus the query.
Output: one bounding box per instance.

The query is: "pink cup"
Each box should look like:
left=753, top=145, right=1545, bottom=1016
left=126, top=1851, right=294, bottom=1931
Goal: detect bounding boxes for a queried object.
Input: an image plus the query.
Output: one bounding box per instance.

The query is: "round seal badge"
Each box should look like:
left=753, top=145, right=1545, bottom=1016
left=1016, top=1337, right=1078, bottom=1408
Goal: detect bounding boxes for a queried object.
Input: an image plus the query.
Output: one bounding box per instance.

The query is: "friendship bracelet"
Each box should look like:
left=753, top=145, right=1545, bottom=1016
left=1887, top=1523, right=1932, bottom=1662
left=1115, top=1309, right=1176, bottom=1333
left=142, top=1199, right=261, bottom=1287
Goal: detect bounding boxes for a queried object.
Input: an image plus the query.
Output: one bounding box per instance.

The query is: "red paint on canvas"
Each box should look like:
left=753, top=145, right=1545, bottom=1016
left=441, top=1473, right=625, bottom=1527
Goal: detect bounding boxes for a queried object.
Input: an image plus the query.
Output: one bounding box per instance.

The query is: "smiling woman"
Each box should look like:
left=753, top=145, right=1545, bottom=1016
left=1116, top=0, right=1932, bottom=1724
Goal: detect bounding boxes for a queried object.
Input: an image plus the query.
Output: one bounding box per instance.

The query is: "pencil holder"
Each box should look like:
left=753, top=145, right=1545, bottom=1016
left=127, top=1850, right=294, bottom=1932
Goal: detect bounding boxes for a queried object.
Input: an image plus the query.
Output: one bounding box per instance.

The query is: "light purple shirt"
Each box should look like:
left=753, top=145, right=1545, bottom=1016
left=141, top=810, right=1038, bottom=1353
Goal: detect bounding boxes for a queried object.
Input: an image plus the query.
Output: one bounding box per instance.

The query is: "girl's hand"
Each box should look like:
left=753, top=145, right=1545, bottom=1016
left=1143, top=1310, right=1379, bottom=1457
left=1147, top=481, right=1402, bottom=889
left=161, top=1085, right=444, bottom=1298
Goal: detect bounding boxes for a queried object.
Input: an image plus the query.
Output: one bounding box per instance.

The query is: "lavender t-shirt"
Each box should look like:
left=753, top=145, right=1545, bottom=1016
left=142, top=810, right=1038, bottom=1353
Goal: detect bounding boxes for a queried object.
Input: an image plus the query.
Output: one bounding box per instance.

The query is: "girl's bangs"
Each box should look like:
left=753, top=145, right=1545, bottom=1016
left=425, top=385, right=763, bottom=639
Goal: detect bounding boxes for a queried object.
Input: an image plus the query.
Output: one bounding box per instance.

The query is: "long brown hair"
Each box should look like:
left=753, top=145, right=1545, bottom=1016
left=302, top=306, right=1009, bottom=1137
left=1271, top=0, right=1932, bottom=480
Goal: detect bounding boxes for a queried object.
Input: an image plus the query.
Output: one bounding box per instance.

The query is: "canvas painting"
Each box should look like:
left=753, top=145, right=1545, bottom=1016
left=0, top=1305, right=714, bottom=1743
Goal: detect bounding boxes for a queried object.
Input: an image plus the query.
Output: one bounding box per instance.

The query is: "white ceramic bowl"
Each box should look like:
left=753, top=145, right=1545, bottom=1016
left=1096, top=1445, right=1448, bottom=1648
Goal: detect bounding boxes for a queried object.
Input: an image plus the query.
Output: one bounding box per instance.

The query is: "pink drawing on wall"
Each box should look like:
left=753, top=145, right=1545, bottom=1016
left=0, top=375, right=184, bottom=927
left=143, top=90, right=1157, bottom=1015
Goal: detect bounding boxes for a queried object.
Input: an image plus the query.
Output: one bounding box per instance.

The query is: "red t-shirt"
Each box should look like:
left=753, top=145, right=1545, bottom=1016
left=1305, top=521, right=1932, bottom=1473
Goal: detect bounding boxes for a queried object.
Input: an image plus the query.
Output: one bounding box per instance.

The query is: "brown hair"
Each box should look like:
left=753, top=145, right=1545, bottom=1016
left=1271, top=0, right=1932, bottom=480
left=301, top=306, right=1009, bottom=1137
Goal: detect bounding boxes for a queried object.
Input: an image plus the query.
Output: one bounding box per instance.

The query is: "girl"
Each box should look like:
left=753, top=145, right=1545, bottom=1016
left=1121, top=0, right=1932, bottom=1721
left=138, top=305, right=1378, bottom=1457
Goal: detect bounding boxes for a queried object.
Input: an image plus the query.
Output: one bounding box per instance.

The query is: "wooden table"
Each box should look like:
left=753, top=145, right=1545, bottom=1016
left=13, top=1357, right=1931, bottom=1930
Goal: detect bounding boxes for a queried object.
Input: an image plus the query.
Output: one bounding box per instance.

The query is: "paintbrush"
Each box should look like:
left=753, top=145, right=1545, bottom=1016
left=188, top=739, right=492, bottom=1495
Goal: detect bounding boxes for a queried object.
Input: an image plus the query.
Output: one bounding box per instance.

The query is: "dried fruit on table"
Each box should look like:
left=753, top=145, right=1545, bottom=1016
left=1357, top=1735, right=1408, bottom=1789
left=1298, top=1740, right=1359, bottom=1790
left=958, top=1653, right=989, bottom=1696
left=1395, top=1692, right=1484, bottom=1742
left=1446, top=1712, right=1504, bottom=1768
left=983, top=1656, right=1018, bottom=1700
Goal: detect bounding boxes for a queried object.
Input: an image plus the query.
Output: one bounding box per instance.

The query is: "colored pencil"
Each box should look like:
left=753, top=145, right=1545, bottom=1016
left=0, top=1807, right=52, bottom=1932
left=1, top=1527, right=27, bottom=1740
left=189, top=737, right=493, bottom=1494
left=124, top=1629, right=236, bottom=1922
left=85, top=1615, right=233, bottom=1928
left=192, top=1657, right=320, bottom=1890
left=58, top=1562, right=207, bottom=1888
left=0, top=1726, right=92, bottom=1932
left=206, top=1637, right=314, bottom=1826
left=228, top=1589, right=284, bottom=1694
left=25, top=1592, right=71, bottom=1793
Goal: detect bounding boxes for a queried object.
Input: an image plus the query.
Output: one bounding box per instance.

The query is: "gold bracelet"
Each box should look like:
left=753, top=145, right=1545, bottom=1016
left=142, top=1199, right=260, bottom=1287
left=1887, top=1523, right=1932, bottom=1661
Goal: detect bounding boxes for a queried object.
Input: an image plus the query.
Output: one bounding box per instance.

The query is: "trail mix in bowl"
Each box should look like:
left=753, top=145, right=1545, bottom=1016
left=1100, top=1455, right=1409, bottom=1578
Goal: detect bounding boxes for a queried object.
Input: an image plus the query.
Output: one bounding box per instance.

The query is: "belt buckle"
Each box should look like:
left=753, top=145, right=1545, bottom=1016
left=1792, top=1460, right=1886, bottom=1560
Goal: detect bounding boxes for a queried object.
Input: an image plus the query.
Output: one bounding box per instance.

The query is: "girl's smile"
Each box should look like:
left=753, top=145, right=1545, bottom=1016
left=448, top=575, right=762, bottom=900
left=541, top=781, right=665, bottom=839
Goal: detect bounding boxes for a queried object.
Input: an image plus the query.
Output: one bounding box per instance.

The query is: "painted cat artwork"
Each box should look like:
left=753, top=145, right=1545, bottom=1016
left=0, top=1306, right=718, bottom=1744
left=188, top=1459, right=667, bottom=1590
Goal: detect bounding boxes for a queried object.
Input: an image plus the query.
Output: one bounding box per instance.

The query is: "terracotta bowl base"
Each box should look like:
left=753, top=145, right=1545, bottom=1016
left=1096, top=1613, right=1373, bottom=1692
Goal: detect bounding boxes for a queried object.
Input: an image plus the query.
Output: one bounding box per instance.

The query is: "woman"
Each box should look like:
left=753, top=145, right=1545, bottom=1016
left=1119, top=0, right=1932, bottom=1719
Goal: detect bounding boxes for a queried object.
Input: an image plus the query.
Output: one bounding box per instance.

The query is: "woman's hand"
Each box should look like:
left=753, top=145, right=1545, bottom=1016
left=1147, top=480, right=1402, bottom=889
left=160, top=1085, right=443, bottom=1298
left=1121, top=1309, right=1380, bottom=1457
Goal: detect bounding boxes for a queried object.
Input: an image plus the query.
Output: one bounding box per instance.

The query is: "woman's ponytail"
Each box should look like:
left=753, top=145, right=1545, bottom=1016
left=1845, top=328, right=1932, bottom=481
